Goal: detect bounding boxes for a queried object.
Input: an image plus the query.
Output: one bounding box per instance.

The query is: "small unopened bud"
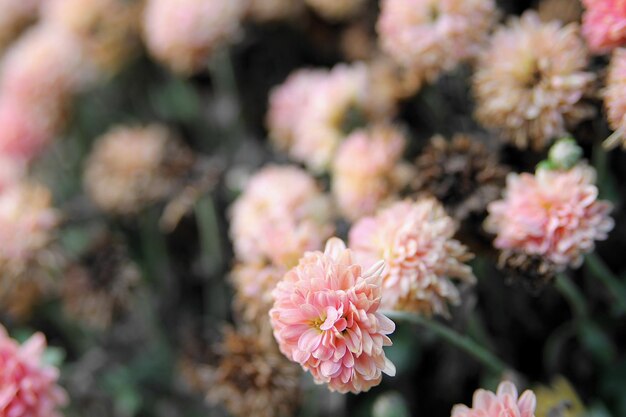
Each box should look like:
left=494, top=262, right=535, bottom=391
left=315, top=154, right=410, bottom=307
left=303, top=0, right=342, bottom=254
left=373, top=392, right=411, bottom=417
left=548, top=137, right=583, bottom=170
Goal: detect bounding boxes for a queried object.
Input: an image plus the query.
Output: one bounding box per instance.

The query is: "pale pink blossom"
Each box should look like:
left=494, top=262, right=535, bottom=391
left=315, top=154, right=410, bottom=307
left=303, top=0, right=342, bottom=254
left=582, top=0, right=626, bottom=54
left=267, top=63, right=395, bottom=172
left=604, top=48, right=626, bottom=149
left=485, top=165, right=614, bottom=269
left=377, top=0, right=496, bottom=84
left=0, top=325, right=68, bottom=417
left=230, top=165, right=334, bottom=268
left=305, top=0, right=366, bottom=20
left=270, top=238, right=396, bottom=393
left=142, top=0, right=246, bottom=75
left=349, top=198, right=475, bottom=316
left=451, top=381, right=536, bottom=417
left=332, top=125, right=408, bottom=220
left=0, top=182, right=58, bottom=265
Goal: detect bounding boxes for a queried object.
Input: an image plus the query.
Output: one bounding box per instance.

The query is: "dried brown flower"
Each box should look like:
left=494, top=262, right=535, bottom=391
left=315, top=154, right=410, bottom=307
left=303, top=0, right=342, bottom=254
left=61, top=233, right=140, bottom=329
left=180, top=327, right=301, bottom=417
left=497, top=250, right=560, bottom=291
left=412, top=134, right=508, bottom=222
left=538, top=0, right=583, bottom=25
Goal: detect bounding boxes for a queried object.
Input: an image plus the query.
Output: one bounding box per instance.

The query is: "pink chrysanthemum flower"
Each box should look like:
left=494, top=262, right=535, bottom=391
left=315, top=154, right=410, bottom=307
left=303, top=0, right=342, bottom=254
left=451, top=381, right=536, bottom=417
left=270, top=238, right=396, bottom=394
left=473, top=12, right=595, bottom=150
left=349, top=198, right=475, bottom=316
left=582, top=0, right=626, bottom=54
left=267, top=63, right=395, bottom=172
left=0, top=182, right=58, bottom=267
left=377, top=0, right=497, bottom=85
left=142, top=0, right=246, bottom=75
left=484, top=164, right=614, bottom=269
left=0, top=326, right=68, bottom=417
left=230, top=165, right=334, bottom=268
left=305, top=0, right=366, bottom=20
left=332, top=125, right=409, bottom=220
left=604, top=48, right=626, bottom=149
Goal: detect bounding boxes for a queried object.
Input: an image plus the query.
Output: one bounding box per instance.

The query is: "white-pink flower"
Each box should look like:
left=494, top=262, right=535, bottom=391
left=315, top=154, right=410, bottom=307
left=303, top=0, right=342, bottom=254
left=0, top=326, right=68, bottom=417
left=485, top=165, right=614, bottom=269
left=270, top=238, right=396, bottom=393
left=142, top=0, right=246, bottom=74
left=349, top=198, right=475, bottom=316
left=452, top=381, right=536, bottom=417
left=377, top=0, right=496, bottom=84
left=230, top=165, right=334, bottom=268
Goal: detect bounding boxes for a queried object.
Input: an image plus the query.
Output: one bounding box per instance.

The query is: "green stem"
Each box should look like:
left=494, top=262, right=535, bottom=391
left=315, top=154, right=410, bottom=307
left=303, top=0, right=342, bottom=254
left=383, top=311, right=510, bottom=376
left=585, top=253, right=626, bottom=313
left=554, top=274, right=588, bottom=319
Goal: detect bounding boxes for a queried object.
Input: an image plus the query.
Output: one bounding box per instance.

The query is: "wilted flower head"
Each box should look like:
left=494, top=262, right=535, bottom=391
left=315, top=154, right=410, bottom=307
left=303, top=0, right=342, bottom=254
left=0, top=0, right=40, bottom=52
left=604, top=48, right=626, bottom=149
left=485, top=164, right=614, bottom=269
left=42, top=0, right=143, bottom=74
left=412, top=134, right=508, bottom=222
left=230, top=165, right=334, bottom=268
left=142, top=0, right=245, bottom=75
left=267, top=63, right=395, bottom=172
left=332, top=124, right=409, bottom=220
left=247, top=0, right=304, bottom=22
left=84, top=125, right=193, bottom=215
left=181, top=327, right=301, bottom=417
left=581, top=0, right=626, bottom=54
left=538, top=0, right=582, bottom=24
left=305, top=0, right=365, bottom=20
left=0, top=326, right=68, bottom=417
left=473, top=12, right=595, bottom=150
left=377, top=0, right=497, bottom=85
left=451, top=381, right=536, bottom=417
left=349, top=198, right=475, bottom=316
left=270, top=238, right=396, bottom=393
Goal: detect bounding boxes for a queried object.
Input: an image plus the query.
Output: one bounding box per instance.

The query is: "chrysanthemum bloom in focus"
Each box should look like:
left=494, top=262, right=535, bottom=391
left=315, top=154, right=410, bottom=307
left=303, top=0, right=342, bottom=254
left=582, top=0, right=626, bottom=54
left=180, top=327, right=301, bottom=417
left=230, top=263, right=286, bottom=333
left=267, top=63, right=395, bottom=172
left=473, top=12, right=595, bottom=150
left=84, top=125, right=194, bottom=215
left=0, top=0, right=40, bottom=52
left=349, top=199, right=475, bottom=316
left=412, top=134, right=508, bottom=222
left=538, top=0, right=582, bottom=24
left=142, top=0, right=246, bottom=75
left=247, top=0, right=304, bottom=22
left=270, top=238, right=396, bottom=393
left=43, top=0, right=144, bottom=75
left=0, top=326, right=68, bottom=417
left=603, top=48, right=626, bottom=149
left=0, top=182, right=60, bottom=318
left=332, top=124, right=410, bottom=220
left=229, top=165, right=334, bottom=268
left=484, top=164, right=614, bottom=276
left=451, top=381, right=536, bottom=417
left=305, top=0, right=366, bottom=20
left=377, top=0, right=497, bottom=85
left=62, top=233, right=140, bottom=330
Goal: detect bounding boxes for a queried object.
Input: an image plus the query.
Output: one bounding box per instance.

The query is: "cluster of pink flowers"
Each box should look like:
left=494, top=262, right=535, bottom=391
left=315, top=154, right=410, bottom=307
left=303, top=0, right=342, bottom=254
left=267, top=63, right=395, bottom=172
left=377, top=0, right=497, bottom=86
left=582, top=0, right=626, bottom=54
left=452, top=381, right=536, bottom=417
left=230, top=165, right=334, bottom=269
left=269, top=238, right=396, bottom=393
left=332, top=124, right=409, bottom=220
left=604, top=48, right=626, bottom=149
left=0, top=325, right=67, bottom=417
left=349, top=199, right=475, bottom=315
left=485, top=164, right=614, bottom=269
left=142, top=0, right=246, bottom=75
